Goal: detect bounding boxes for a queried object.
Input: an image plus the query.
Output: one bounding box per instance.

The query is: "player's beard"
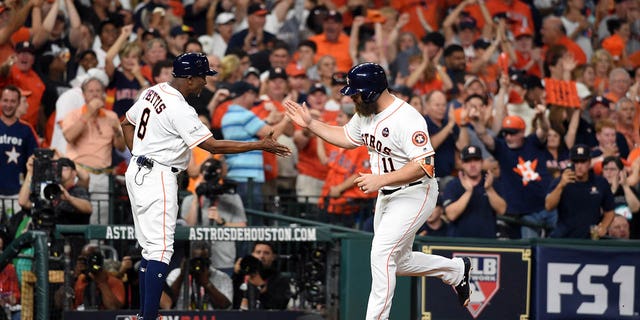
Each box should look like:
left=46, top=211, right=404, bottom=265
left=355, top=100, right=378, bottom=117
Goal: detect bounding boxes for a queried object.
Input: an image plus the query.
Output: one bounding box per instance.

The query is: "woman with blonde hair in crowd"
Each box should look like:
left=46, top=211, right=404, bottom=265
left=572, top=64, right=596, bottom=93
left=217, top=54, right=243, bottom=85
left=591, top=49, right=614, bottom=95
left=309, top=55, right=337, bottom=90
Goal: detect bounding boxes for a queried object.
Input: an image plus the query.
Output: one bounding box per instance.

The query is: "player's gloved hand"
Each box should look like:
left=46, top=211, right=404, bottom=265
left=260, top=131, right=291, bottom=157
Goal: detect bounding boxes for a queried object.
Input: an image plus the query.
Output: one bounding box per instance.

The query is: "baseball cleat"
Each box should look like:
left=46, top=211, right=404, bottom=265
left=455, top=257, right=472, bottom=307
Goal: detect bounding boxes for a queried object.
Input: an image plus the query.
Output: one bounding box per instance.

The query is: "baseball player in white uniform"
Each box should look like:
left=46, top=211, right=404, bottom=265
left=121, top=52, right=290, bottom=320
left=284, top=62, right=471, bottom=320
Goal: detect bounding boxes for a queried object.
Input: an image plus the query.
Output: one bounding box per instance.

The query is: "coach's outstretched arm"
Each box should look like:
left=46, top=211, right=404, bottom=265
left=283, top=100, right=357, bottom=149
left=121, top=118, right=290, bottom=156
left=198, top=133, right=291, bottom=156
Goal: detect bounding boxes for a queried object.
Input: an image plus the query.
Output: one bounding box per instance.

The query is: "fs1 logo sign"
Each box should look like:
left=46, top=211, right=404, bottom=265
left=537, top=246, right=640, bottom=319
left=547, top=263, right=636, bottom=316
left=453, top=253, right=500, bottom=318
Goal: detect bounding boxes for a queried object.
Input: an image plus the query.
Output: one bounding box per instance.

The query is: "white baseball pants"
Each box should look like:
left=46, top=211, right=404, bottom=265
left=366, top=178, right=465, bottom=320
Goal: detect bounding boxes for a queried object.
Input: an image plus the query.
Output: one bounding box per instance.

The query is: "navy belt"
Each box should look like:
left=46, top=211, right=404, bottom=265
left=381, top=181, right=423, bottom=195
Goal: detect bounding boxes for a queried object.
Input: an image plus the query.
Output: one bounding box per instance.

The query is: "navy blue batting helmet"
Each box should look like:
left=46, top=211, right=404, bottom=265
left=340, top=62, right=388, bottom=103
left=172, top=52, right=218, bottom=78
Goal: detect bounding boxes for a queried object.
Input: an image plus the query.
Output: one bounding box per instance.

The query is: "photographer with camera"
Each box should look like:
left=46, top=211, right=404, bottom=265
left=181, top=157, right=247, bottom=274
left=18, top=155, right=92, bottom=224
left=546, top=144, right=616, bottom=239
left=165, top=241, right=233, bottom=310
left=72, top=244, right=125, bottom=310
left=232, top=242, right=292, bottom=310
left=18, top=153, right=92, bottom=265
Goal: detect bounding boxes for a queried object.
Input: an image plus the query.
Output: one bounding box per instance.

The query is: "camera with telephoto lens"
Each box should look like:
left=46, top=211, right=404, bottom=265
left=189, top=257, right=211, bottom=275
left=238, top=255, right=262, bottom=276
left=30, top=148, right=63, bottom=229
left=195, top=158, right=236, bottom=200
left=80, top=251, right=104, bottom=275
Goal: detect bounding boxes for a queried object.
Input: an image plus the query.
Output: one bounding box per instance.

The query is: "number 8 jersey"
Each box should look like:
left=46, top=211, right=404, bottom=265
left=343, top=96, right=434, bottom=178
left=125, top=83, right=213, bottom=170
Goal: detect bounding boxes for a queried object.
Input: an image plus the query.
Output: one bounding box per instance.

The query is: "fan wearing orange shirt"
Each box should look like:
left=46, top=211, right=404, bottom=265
left=541, top=16, right=587, bottom=65
left=403, top=36, right=452, bottom=96
left=318, top=100, right=376, bottom=228
left=512, top=26, right=543, bottom=78
left=469, top=37, right=502, bottom=94
left=601, top=18, right=630, bottom=67
left=390, top=0, right=446, bottom=39
left=293, top=94, right=332, bottom=206
left=0, top=0, right=41, bottom=63
left=465, top=0, right=534, bottom=36
left=308, top=11, right=353, bottom=73
left=0, top=41, right=45, bottom=135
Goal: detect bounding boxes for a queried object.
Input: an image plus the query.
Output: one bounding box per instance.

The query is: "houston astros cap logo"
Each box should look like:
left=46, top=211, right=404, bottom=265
left=412, top=131, right=428, bottom=146
left=382, top=127, right=389, bottom=137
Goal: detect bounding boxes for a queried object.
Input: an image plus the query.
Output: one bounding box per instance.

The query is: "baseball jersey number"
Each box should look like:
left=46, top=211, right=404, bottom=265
left=137, top=108, right=151, bottom=139
left=381, top=157, right=396, bottom=173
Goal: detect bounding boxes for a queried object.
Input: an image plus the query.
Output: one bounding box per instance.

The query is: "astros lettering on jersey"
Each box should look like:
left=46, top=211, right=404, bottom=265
left=343, top=97, right=435, bottom=187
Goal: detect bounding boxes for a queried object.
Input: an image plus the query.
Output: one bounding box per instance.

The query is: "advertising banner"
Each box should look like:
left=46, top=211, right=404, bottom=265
left=419, top=245, right=531, bottom=320
left=536, top=246, right=640, bottom=320
left=56, top=225, right=331, bottom=241
left=63, top=310, right=311, bottom=320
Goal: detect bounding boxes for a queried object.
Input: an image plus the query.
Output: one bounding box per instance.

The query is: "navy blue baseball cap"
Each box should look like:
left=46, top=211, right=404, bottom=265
left=570, top=144, right=591, bottom=162
left=461, top=145, right=483, bottom=161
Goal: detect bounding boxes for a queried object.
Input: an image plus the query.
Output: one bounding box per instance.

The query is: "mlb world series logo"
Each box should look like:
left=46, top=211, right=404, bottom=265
left=453, top=253, right=501, bottom=319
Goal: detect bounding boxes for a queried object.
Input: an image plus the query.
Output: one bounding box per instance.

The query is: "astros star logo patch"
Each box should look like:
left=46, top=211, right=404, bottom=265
left=512, top=157, right=541, bottom=186
left=5, top=146, right=20, bottom=164
left=412, top=131, right=428, bottom=146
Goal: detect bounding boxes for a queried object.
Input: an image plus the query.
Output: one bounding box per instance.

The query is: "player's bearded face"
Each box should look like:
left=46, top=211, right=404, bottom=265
left=353, top=94, right=378, bottom=116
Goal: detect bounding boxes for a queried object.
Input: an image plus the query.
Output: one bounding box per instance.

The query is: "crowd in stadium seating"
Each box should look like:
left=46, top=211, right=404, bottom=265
left=1, top=0, right=640, bottom=314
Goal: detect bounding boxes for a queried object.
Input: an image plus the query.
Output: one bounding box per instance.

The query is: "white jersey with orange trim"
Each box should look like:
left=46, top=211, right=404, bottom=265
left=342, top=95, right=466, bottom=320
left=125, top=82, right=212, bottom=170
left=343, top=96, right=435, bottom=177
